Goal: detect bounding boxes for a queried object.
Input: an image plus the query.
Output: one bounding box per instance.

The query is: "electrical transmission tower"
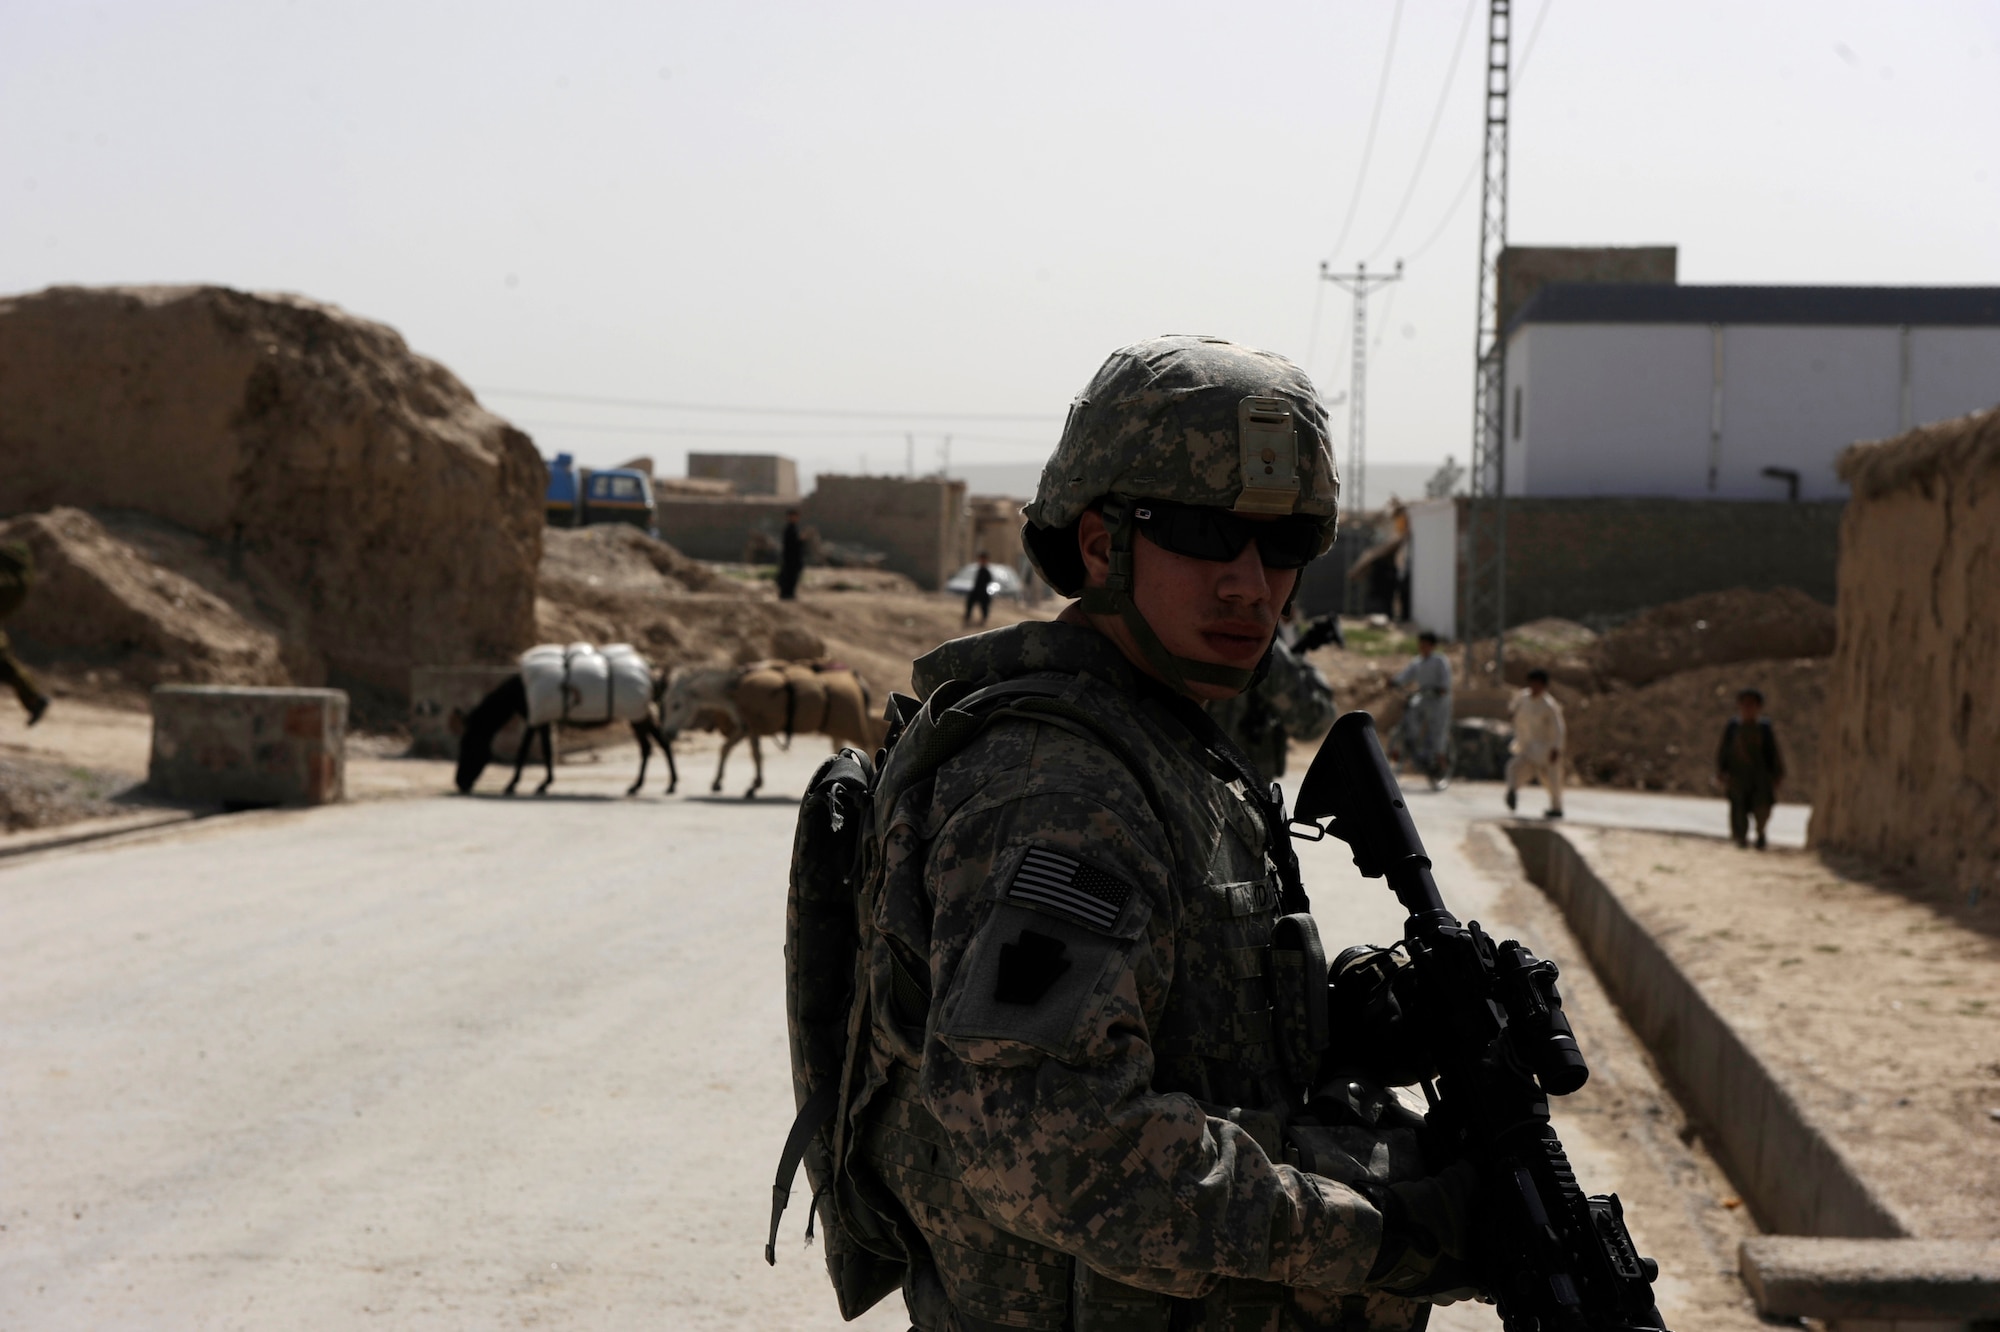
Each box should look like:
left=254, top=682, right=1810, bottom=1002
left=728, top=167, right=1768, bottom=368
left=1464, top=0, right=1511, bottom=682
left=1319, top=258, right=1402, bottom=516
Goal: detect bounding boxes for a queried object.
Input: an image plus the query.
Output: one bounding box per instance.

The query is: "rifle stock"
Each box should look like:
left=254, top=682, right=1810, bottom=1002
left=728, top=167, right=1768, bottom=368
left=1294, top=712, right=1669, bottom=1332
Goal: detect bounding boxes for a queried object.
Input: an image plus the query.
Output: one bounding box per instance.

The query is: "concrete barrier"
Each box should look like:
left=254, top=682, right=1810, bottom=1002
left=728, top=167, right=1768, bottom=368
left=1740, top=1237, right=2000, bottom=1331
left=409, top=664, right=524, bottom=759
left=1504, top=824, right=1906, bottom=1239
left=149, top=686, right=347, bottom=807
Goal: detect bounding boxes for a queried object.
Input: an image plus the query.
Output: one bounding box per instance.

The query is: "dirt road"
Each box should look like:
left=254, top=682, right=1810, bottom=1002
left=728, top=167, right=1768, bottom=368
left=3, top=738, right=1763, bottom=1329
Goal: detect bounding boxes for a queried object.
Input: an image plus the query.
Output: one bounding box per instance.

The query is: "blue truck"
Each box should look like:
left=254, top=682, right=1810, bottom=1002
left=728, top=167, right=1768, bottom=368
left=545, top=453, right=658, bottom=534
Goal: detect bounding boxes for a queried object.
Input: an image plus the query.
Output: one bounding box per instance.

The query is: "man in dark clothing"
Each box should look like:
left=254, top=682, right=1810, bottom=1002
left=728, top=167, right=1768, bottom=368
left=0, top=540, right=51, bottom=726
left=962, top=551, right=994, bottom=626
left=776, top=509, right=805, bottom=601
left=1717, top=688, right=1784, bottom=849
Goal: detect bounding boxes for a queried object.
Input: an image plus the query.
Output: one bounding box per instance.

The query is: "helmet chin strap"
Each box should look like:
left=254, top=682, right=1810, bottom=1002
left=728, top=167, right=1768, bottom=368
left=1078, top=495, right=1258, bottom=698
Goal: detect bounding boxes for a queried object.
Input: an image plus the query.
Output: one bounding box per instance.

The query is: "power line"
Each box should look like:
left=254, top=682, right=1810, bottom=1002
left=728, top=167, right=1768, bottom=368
left=1368, top=0, right=1480, bottom=263
left=1322, top=0, right=1407, bottom=266
left=478, top=386, right=1060, bottom=423
left=1394, top=0, right=1557, bottom=266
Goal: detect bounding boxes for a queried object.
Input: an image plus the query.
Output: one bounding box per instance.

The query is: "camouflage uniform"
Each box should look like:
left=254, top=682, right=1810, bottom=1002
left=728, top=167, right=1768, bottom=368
left=1207, top=638, right=1337, bottom=787
left=844, top=338, right=1424, bottom=1331
left=857, top=620, right=1420, bottom=1331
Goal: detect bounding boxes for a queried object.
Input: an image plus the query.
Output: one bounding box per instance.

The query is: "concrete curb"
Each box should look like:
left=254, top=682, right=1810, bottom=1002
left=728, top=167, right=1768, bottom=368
left=1503, top=823, right=1906, bottom=1239
left=1740, top=1237, right=2000, bottom=1325
left=0, top=808, right=200, bottom=863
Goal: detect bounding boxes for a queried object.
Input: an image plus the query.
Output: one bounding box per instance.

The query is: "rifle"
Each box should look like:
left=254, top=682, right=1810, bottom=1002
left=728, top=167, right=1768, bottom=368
left=1292, top=712, right=1669, bottom=1332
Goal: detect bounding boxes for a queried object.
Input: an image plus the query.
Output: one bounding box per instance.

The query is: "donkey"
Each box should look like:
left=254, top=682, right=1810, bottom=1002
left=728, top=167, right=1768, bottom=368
left=455, top=645, right=677, bottom=797
left=655, top=660, right=886, bottom=798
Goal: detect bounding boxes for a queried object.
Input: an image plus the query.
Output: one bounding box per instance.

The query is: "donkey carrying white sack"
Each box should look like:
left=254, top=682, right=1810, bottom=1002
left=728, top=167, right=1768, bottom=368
left=455, top=643, right=674, bottom=796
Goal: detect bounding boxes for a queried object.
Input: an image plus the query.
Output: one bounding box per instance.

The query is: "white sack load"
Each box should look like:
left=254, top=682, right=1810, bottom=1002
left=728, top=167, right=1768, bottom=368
left=519, top=642, right=654, bottom=727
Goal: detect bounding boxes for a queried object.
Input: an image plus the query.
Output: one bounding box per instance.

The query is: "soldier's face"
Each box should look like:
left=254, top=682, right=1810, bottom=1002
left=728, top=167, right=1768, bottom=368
left=1072, top=509, right=1297, bottom=701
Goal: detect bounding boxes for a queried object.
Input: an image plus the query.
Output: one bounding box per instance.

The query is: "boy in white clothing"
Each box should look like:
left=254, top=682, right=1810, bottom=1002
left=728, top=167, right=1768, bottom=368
left=1507, top=667, right=1566, bottom=818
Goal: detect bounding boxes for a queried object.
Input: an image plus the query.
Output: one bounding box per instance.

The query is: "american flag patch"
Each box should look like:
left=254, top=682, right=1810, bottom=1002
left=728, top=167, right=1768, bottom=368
left=1007, top=847, right=1131, bottom=931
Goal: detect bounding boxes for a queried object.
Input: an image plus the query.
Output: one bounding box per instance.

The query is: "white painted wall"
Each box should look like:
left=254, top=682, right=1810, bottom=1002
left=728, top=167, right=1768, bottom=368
left=1506, top=323, right=1712, bottom=497
left=1504, top=321, right=2000, bottom=499
left=1717, top=326, right=1900, bottom=498
left=1913, top=327, right=2000, bottom=425
left=1405, top=498, right=1458, bottom=642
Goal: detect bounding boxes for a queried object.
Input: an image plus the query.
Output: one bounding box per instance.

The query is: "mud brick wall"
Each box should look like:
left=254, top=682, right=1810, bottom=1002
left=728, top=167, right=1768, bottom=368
left=806, top=475, right=967, bottom=591
left=652, top=495, right=796, bottom=563
left=1484, top=498, right=1845, bottom=627
left=1810, top=408, right=2000, bottom=893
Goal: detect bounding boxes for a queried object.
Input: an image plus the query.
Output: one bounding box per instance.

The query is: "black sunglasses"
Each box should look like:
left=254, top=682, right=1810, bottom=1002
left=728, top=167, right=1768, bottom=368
left=1128, top=498, right=1322, bottom=570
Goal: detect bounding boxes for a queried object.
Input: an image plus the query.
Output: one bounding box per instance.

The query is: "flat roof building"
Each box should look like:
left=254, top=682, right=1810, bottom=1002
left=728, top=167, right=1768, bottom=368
left=1502, top=283, right=2000, bottom=500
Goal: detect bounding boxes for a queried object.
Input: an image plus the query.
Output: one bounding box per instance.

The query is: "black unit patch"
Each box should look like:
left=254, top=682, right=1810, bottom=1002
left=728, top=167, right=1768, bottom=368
left=993, top=929, right=1072, bottom=1005
left=1006, top=847, right=1131, bottom=931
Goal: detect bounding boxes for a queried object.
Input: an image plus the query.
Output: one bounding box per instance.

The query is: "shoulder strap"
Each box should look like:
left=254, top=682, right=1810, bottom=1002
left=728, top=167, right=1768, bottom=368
left=1146, top=688, right=1312, bottom=916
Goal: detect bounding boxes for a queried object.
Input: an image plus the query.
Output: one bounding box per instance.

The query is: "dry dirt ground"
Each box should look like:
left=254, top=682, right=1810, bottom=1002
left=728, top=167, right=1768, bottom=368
left=1577, top=826, right=2000, bottom=1239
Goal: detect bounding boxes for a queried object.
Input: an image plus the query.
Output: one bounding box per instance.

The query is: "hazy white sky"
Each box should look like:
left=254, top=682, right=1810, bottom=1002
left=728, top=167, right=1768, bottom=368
left=4, top=1, right=1997, bottom=489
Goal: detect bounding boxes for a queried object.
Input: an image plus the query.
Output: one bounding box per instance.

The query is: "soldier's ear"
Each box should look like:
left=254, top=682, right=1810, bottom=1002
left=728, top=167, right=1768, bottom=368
left=1076, top=510, right=1113, bottom=587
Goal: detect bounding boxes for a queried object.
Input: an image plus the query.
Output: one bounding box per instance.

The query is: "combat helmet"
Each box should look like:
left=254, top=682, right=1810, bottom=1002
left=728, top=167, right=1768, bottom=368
left=1022, top=334, right=1339, bottom=694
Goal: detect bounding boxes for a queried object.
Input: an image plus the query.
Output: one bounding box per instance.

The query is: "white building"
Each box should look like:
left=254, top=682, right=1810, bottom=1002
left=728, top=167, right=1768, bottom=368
left=1502, top=285, right=2000, bottom=500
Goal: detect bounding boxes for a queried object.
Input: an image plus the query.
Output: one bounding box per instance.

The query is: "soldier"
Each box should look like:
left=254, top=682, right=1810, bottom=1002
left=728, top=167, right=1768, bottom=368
left=1505, top=667, right=1565, bottom=818
left=1208, top=631, right=1336, bottom=786
left=1390, top=632, right=1452, bottom=789
left=843, top=336, right=1480, bottom=1330
left=0, top=539, right=51, bottom=726
left=1716, top=687, right=1784, bottom=849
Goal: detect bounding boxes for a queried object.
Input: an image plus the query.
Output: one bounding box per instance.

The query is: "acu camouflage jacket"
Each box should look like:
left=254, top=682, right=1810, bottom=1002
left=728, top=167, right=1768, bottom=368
left=852, top=619, right=1394, bottom=1330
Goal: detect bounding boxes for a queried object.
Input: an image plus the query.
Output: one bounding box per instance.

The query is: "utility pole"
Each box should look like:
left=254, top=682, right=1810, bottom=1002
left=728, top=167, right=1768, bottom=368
left=1318, top=258, right=1403, bottom=516
left=906, top=432, right=915, bottom=478
left=1464, top=0, right=1511, bottom=682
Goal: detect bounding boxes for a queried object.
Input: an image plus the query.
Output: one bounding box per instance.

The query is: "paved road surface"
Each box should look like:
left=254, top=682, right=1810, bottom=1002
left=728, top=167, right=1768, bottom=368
left=2, top=742, right=1763, bottom=1329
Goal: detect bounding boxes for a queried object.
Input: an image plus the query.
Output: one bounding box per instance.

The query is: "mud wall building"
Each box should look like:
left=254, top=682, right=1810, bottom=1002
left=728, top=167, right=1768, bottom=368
left=0, top=284, right=544, bottom=695
left=1810, top=407, right=2000, bottom=892
left=652, top=494, right=796, bottom=563
left=687, top=453, right=799, bottom=498
left=806, top=475, right=966, bottom=591
left=962, top=495, right=1025, bottom=570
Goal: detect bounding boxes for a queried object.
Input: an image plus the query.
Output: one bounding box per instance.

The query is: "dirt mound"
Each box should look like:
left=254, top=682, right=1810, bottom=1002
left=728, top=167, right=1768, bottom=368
left=539, top=525, right=729, bottom=602
left=1594, top=586, right=1834, bottom=687
left=532, top=533, right=1051, bottom=701
left=0, top=285, right=544, bottom=694
left=0, top=507, right=311, bottom=688
left=1565, top=658, right=1825, bottom=795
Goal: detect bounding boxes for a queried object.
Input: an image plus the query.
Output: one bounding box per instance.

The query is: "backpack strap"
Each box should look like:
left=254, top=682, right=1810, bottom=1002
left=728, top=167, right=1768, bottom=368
left=765, top=1078, right=840, bottom=1265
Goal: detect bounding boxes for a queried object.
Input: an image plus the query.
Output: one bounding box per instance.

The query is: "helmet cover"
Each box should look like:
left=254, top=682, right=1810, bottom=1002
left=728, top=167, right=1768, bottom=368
left=1024, top=335, right=1339, bottom=555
